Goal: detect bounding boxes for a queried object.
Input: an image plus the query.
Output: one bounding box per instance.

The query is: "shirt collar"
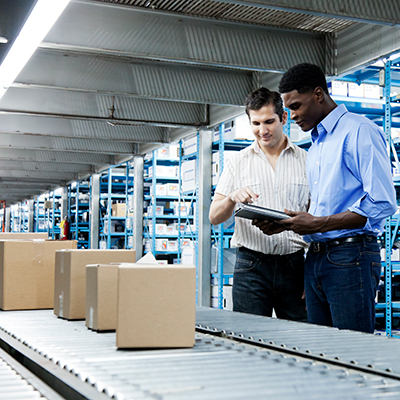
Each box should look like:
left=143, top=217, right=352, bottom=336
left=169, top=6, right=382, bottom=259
left=311, top=103, right=348, bottom=142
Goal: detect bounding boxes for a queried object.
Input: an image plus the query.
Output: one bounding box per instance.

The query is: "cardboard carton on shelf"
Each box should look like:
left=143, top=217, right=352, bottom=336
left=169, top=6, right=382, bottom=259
left=54, top=249, right=136, bottom=320
left=116, top=260, right=196, bottom=348
left=111, top=203, right=126, bottom=217
left=0, top=239, right=77, bottom=310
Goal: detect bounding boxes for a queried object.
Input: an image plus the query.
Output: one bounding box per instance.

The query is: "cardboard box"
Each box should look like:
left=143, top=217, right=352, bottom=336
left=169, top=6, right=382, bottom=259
left=0, top=240, right=77, bottom=310
left=155, top=146, right=169, bottom=158
left=183, top=135, right=198, bottom=156
left=218, top=114, right=254, bottom=141
left=147, top=205, right=164, bottom=216
left=54, top=249, right=136, bottom=320
left=181, top=160, right=196, bottom=193
left=364, top=84, right=381, bottom=99
left=44, top=200, right=53, bottom=209
left=329, top=81, right=348, bottom=96
left=166, top=183, right=179, bottom=197
left=0, top=233, right=48, bottom=239
left=112, top=203, right=126, bottom=217
left=155, top=239, right=168, bottom=251
left=150, top=184, right=167, bottom=196
left=86, top=264, right=119, bottom=331
left=116, top=264, right=196, bottom=348
left=212, top=150, right=237, bottom=186
left=348, top=82, right=364, bottom=98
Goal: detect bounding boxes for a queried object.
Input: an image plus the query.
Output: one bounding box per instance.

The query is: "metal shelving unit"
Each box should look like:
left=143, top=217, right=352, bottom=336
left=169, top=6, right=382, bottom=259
left=211, top=121, right=253, bottom=309
left=99, top=164, right=133, bottom=250
left=44, top=190, right=61, bottom=240
left=179, top=135, right=200, bottom=301
left=143, top=144, right=185, bottom=263
left=124, top=160, right=135, bottom=250
left=68, top=180, right=90, bottom=248
left=33, top=196, right=46, bottom=233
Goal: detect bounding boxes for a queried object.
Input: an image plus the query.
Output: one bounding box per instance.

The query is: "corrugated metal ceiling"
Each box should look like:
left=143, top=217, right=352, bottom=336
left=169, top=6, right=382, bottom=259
left=96, top=0, right=355, bottom=33
left=1, top=0, right=400, bottom=204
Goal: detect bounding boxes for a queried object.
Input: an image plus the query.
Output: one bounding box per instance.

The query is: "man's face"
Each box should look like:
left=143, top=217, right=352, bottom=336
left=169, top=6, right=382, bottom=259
left=248, top=104, right=287, bottom=152
left=282, top=89, right=322, bottom=132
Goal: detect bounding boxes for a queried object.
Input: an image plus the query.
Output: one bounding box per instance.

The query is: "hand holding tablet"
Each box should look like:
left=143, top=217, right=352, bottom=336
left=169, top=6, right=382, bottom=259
left=234, top=203, right=290, bottom=221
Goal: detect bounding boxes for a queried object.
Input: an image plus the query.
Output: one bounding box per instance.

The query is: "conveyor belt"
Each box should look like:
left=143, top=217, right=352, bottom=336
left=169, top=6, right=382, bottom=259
left=0, top=309, right=400, bottom=399
left=0, top=347, right=63, bottom=400
left=196, top=307, right=400, bottom=376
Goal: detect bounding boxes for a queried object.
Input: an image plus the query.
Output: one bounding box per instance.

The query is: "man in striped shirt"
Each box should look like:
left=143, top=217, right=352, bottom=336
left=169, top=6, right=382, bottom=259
left=209, top=88, right=310, bottom=321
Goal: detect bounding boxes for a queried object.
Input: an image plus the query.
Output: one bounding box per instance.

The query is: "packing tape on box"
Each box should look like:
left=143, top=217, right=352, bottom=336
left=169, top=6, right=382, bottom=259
left=89, top=306, right=94, bottom=329
left=59, top=291, right=64, bottom=318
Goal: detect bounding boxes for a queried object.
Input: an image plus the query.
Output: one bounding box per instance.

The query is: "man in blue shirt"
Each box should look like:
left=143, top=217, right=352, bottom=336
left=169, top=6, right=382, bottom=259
left=256, top=63, right=397, bottom=333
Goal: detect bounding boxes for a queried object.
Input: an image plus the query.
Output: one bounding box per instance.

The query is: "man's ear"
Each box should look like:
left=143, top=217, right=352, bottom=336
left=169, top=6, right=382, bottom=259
left=314, top=86, right=325, bottom=103
left=282, top=110, right=288, bottom=125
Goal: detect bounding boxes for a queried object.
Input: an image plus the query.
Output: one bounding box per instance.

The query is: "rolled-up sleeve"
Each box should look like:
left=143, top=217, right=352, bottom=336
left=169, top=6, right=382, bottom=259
left=346, top=123, right=397, bottom=224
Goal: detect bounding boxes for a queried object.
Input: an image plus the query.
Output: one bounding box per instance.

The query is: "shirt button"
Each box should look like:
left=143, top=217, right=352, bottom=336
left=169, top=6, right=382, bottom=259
left=314, top=181, right=317, bottom=184
left=316, top=161, right=319, bottom=165
left=312, top=201, right=315, bottom=204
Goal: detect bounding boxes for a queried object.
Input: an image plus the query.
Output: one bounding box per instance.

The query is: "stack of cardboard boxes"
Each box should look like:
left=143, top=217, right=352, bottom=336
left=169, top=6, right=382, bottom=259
left=0, top=235, right=196, bottom=349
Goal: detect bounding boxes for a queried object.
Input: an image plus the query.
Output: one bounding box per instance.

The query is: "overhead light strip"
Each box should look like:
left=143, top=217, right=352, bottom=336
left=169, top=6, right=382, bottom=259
left=0, top=0, right=70, bottom=100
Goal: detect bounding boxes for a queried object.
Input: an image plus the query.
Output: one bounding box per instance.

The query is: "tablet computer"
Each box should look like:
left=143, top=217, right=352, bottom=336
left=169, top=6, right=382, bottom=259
left=234, top=203, right=290, bottom=221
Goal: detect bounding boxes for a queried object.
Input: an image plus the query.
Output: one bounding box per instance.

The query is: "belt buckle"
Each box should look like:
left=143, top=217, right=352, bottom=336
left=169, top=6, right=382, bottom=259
left=313, top=242, right=321, bottom=252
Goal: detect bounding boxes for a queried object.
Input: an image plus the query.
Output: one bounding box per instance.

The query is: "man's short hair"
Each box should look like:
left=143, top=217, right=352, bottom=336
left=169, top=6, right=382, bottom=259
left=244, top=87, right=284, bottom=122
left=278, top=63, right=329, bottom=95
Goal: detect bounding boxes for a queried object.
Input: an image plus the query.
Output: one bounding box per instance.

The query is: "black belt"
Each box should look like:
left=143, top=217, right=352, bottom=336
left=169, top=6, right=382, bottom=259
left=310, top=235, right=377, bottom=253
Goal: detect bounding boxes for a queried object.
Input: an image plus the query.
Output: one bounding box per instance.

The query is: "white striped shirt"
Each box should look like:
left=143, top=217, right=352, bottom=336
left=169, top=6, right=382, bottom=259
left=215, top=137, right=310, bottom=255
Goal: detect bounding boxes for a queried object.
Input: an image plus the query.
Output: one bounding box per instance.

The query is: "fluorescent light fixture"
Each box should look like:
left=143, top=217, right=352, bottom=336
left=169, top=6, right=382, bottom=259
left=0, top=36, right=8, bottom=44
left=0, top=0, right=70, bottom=100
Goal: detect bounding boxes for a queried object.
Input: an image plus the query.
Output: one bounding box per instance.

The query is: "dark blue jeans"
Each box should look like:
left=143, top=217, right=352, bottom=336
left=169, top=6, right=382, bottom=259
left=232, top=247, right=307, bottom=321
left=305, top=236, right=381, bottom=333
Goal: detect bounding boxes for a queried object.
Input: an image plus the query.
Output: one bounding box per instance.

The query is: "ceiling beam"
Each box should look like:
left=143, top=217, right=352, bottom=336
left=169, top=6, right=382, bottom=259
left=213, top=0, right=400, bottom=27
left=0, top=133, right=137, bottom=155
left=0, top=113, right=169, bottom=142
left=0, top=148, right=115, bottom=165
left=0, top=87, right=207, bottom=128
left=0, top=160, right=94, bottom=174
left=17, top=49, right=253, bottom=106
left=0, top=169, right=78, bottom=181
left=43, top=1, right=326, bottom=72
left=336, top=23, right=400, bottom=75
left=0, top=187, right=48, bottom=195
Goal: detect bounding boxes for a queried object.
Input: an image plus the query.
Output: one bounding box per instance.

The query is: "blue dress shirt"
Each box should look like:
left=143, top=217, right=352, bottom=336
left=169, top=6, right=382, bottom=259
left=305, top=104, right=397, bottom=243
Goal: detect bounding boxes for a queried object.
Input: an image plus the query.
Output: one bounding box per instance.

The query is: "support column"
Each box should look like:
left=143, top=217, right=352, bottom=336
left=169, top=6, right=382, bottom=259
left=5, top=208, right=10, bottom=232
left=90, top=174, right=100, bottom=249
left=133, top=156, right=144, bottom=261
left=61, top=187, right=68, bottom=220
left=197, top=129, right=212, bottom=307
left=27, top=200, right=34, bottom=232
